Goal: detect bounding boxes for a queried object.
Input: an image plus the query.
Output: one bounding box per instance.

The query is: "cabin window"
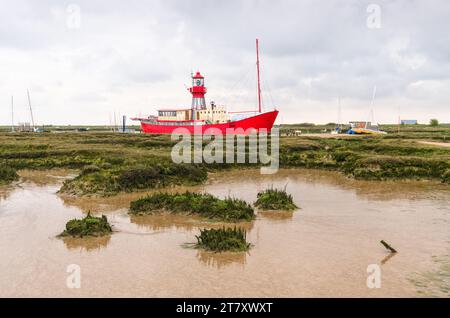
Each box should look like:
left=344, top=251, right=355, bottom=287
left=158, top=111, right=176, bottom=117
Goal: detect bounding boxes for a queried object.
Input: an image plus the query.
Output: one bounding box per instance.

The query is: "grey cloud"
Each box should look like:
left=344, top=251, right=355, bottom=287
left=0, top=0, right=449, bottom=125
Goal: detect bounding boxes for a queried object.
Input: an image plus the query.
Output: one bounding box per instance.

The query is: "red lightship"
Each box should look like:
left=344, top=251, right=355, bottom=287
left=132, top=39, right=278, bottom=134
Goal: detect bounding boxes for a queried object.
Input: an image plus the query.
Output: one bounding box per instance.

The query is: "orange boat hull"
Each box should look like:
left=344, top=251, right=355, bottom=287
left=140, top=110, right=278, bottom=135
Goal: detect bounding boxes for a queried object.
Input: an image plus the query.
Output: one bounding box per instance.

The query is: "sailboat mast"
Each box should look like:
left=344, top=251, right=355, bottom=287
left=27, top=89, right=35, bottom=129
left=368, top=85, right=376, bottom=129
left=338, top=96, right=341, bottom=129
left=256, top=38, right=262, bottom=113
left=11, top=96, right=14, bottom=132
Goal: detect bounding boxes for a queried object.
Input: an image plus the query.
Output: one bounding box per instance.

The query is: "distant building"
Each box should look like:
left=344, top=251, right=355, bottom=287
left=401, top=120, right=418, bottom=125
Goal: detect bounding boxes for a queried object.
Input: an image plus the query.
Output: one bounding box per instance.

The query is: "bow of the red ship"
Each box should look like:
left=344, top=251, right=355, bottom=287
left=230, top=110, right=278, bottom=132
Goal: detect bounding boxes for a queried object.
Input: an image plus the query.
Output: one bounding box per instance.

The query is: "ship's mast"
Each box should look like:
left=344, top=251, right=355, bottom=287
left=256, top=38, right=262, bottom=113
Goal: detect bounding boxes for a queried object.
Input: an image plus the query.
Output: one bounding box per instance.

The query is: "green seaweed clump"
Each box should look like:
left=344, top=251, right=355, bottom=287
left=254, top=187, right=298, bottom=210
left=195, top=227, right=251, bottom=252
left=129, top=191, right=255, bottom=222
left=59, top=212, right=112, bottom=238
left=0, top=165, right=19, bottom=185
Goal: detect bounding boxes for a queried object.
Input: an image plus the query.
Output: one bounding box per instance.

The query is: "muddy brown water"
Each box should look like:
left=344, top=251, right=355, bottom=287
left=0, top=168, right=449, bottom=297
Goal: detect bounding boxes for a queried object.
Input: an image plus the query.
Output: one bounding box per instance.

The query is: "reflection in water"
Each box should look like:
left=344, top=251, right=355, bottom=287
left=130, top=214, right=202, bottom=232
left=19, top=169, right=77, bottom=186
left=61, top=235, right=111, bottom=252
left=196, top=250, right=247, bottom=269
left=130, top=213, right=255, bottom=232
left=258, top=210, right=294, bottom=221
left=206, top=168, right=450, bottom=202
left=61, top=193, right=137, bottom=213
left=381, top=252, right=397, bottom=265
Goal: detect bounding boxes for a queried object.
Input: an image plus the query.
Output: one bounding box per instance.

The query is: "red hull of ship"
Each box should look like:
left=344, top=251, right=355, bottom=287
left=140, top=110, right=278, bottom=134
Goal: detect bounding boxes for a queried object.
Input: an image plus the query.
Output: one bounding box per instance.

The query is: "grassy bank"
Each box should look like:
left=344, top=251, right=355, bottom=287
left=280, top=137, right=450, bottom=183
left=130, top=192, right=255, bottom=222
left=195, top=227, right=251, bottom=252
left=0, top=133, right=207, bottom=195
left=0, top=127, right=449, bottom=195
left=59, top=163, right=207, bottom=196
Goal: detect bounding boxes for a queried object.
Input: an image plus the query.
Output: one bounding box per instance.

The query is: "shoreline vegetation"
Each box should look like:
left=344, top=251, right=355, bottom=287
left=129, top=192, right=255, bottom=222
left=0, top=126, right=446, bottom=252
left=59, top=163, right=207, bottom=196
left=254, top=187, right=298, bottom=211
left=0, top=165, right=19, bottom=185
left=59, top=212, right=112, bottom=238
left=0, top=124, right=449, bottom=192
left=195, top=227, right=251, bottom=252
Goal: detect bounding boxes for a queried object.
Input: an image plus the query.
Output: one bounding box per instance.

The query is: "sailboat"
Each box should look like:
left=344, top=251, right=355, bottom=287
left=131, top=39, right=279, bottom=134
left=348, top=86, right=386, bottom=135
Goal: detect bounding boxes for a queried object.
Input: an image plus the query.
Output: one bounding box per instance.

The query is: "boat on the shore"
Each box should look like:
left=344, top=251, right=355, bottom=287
left=347, top=88, right=387, bottom=135
left=348, top=121, right=387, bottom=135
left=132, top=39, right=278, bottom=135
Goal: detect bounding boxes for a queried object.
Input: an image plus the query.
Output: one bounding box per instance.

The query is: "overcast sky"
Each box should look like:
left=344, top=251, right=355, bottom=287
left=1, top=0, right=449, bottom=125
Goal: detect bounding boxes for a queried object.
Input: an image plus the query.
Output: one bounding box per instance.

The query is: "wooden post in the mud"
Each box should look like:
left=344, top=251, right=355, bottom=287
left=380, top=240, right=397, bottom=253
